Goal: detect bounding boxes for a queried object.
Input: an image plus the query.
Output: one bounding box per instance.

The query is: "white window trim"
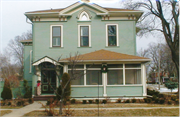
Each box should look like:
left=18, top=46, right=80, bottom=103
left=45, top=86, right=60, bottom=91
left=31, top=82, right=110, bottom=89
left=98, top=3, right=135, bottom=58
left=78, top=24, right=91, bottom=47
left=106, top=24, right=119, bottom=47
left=50, top=25, right=63, bottom=47
left=79, top=11, right=90, bottom=21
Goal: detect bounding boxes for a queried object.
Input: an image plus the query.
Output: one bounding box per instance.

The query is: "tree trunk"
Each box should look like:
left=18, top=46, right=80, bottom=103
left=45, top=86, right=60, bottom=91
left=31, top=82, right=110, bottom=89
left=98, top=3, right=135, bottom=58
left=59, top=99, right=63, bottom=115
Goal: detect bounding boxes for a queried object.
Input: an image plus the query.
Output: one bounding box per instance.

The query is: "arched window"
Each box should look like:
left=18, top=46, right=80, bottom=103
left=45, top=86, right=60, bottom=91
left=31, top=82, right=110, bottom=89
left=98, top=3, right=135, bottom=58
left=79, top=11, right=90, bottom=21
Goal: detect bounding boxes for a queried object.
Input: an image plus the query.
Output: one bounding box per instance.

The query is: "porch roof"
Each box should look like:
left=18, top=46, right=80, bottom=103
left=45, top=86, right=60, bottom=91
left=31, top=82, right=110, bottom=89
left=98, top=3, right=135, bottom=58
left=59, top=49, right=151, bottom=63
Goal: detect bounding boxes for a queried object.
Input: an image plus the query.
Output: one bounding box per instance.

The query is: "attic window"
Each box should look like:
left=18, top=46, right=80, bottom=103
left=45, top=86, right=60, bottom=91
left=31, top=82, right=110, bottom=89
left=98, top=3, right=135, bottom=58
left=79, top=11, right=90, bottom=21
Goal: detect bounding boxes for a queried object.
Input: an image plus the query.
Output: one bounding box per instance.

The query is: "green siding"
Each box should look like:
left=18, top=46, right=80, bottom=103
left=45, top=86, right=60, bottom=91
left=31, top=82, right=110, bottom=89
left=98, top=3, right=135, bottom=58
left=71, top=87, right=103, bottom=97
left=106, top=86, right=143, bottom=96
left=24, top=45, right=33, bottom=81
left=32, top=10, right=136, bottom=62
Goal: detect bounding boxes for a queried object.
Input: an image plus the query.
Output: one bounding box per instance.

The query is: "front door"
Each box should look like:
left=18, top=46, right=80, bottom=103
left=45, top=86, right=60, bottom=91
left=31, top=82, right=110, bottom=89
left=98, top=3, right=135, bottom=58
left=41, top=70, right=56, bottom=94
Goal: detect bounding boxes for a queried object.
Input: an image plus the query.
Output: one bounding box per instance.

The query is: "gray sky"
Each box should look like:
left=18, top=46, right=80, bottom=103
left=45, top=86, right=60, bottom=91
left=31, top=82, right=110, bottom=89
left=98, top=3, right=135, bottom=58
left=0, top=0, right=162, bottom=53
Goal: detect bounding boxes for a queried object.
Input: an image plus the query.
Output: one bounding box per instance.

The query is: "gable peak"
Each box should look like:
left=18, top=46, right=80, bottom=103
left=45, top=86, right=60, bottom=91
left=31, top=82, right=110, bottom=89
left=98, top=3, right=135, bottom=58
left=81, top=0, right=90, bottom=3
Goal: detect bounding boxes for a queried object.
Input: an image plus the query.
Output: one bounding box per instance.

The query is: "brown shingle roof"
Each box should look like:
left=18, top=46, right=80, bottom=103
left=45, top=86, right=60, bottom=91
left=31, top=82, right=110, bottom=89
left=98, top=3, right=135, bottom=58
left=60, top=49, right=150, bottom=62
left=20, top=39, right=32, bottom=42
left=104, top=8, right=140, bottom=12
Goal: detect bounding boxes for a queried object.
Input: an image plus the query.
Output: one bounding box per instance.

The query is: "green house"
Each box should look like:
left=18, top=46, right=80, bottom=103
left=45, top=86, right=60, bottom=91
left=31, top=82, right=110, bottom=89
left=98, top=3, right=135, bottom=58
left=22, top=0, right=150, bottom=100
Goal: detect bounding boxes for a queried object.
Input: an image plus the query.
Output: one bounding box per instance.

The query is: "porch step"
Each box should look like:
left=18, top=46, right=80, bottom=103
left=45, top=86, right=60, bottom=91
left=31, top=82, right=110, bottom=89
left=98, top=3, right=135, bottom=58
left=33, top=95, right=56, bottom=101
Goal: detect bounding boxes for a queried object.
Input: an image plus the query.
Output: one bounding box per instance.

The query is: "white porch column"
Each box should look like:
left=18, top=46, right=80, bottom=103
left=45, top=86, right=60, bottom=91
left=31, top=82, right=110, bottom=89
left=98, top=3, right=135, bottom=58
left=123, top=64, right=125, bottom=85
left=63, top=65, right=68, bottom=73
left=35, top=66, right=41, bottom=80
left=35, top=66, right=41, bottom=96
left=103, top=73, right=107, bottom=97
left=142, top=64, right=147, bottom=96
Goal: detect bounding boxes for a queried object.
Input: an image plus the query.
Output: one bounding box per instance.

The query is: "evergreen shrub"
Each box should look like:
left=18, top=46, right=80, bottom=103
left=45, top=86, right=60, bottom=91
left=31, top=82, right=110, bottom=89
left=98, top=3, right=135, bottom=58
left=71, top=99, right=76, bottom=104
left=1, top=79, right=12, bottom=100
left=88, top=100, right=93, bottom=104
left=102, top=99, right=107, bottom=104
left=159, top=98, right=165, bottom=104
left=132, top=99, right=136, bottom=103
left=82, top=100, right=87, bottom=104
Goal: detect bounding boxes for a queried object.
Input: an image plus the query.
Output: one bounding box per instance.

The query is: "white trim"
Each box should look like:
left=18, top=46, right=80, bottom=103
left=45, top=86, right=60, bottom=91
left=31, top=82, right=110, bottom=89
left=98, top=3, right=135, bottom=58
left=63, top=65, right=68, bottom=73
left=84, top=64, right=86, bottom=86
left=142, top=64, right=146, bottom=96
left=50, top=25, right=63, bottom=47
left=123, top=64, right=125, bottom=85
left=125, top=68, right=141, bottom=69
left=32, top=57, right=59, bottom=66
left=106, top=24, right=119, bottom=47
left=103, top=73, right=107, bottom=96
left=107, top=85, right=143, bottom=87
left=71, top=85, right=103, bottom=87
left=78, top=24, right=91, bottom=47
left=79, top=11, right=90, bottom=21
left=29, top=50, right=32, bottom=73
left=108, top=68, right=123, bottom=70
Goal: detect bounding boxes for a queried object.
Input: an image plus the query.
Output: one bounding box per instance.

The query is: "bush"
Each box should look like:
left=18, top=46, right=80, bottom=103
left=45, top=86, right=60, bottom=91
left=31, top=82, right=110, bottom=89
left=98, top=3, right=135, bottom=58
left=8, top=102, right=11, bottom=106
left=23, top=80, right=32, bottom=98
left=28, top=98, right=34, bottom=104
left=117, top=99, right=121, bottom=103
left=147, top=89, right=159, bottom=96
left=155, top=98, right=159, bottom=103
left=1, top=79, right=12, bottom=100
left=158, top=94, right=165, bottom=98
left=17, top=101, right=21, bottom=106
left=171, top=95, right=177, bottom=101
left=144, top=98, right=152, bottom=103
left=88, top=100, right=93, bottom=104
left=152, top=95, right=157, bottom=101
left=95, top=99, right=99, bottom=104
left=159, top=98, right=165, bottom=104
left=175, top=99, right=179, bottom=104
left=82, top=100, right=87, bottom=104
left=102, top=99, right=107, bottom=104
left=125, top=100, right=130, bottom=103
left=168, top=100, right=172, bottom=105
left=71, top=99, right=76, bottom=104
left=132, top=99, right=136, bottom=103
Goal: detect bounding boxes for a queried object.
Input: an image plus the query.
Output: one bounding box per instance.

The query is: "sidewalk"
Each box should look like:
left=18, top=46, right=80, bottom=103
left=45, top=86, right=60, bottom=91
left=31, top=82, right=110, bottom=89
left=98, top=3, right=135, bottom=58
left=1, top=101, right=46, bottom=117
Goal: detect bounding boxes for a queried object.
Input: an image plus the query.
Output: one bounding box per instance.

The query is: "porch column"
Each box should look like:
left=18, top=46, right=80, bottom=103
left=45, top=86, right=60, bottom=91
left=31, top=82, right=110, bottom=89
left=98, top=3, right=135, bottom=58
left=142, top=64, right=146, bottom=96
left=63, top=65, right=68, bottom=73
left=103, top=73, right=107, bottom=97
left=35, top=66, right=41, bottom=96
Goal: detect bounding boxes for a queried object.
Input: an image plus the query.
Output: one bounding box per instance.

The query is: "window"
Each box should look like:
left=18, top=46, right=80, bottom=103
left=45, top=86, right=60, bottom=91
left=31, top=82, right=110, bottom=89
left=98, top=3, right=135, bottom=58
left=79, top=11, right=90, bottom=21
left=78, top=25, right=91, bottom=47
left=68, top=70, right=84, bottom=85
left=86, top=70, right=102, bottom=85
left=50, top=25, right=63, bottom=47
left=107, top=70, right=123, bottom=85
left=125, top=69, right=141, bottom=84
left=106, top=24, right=119, bottom=47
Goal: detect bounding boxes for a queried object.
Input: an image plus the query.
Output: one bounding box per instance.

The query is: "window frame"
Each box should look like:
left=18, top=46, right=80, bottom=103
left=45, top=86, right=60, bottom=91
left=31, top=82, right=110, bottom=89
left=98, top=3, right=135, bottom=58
left=78, top=25, right=91, bottom=47
left=106, top=24, right=119, bottom=47
left=50, top=25, right=63, bottom=47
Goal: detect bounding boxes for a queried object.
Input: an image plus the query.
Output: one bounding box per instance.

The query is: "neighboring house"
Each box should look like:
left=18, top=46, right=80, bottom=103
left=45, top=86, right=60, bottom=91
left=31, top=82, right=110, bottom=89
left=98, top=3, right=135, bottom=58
left=22, top=0, right=150, bottom=100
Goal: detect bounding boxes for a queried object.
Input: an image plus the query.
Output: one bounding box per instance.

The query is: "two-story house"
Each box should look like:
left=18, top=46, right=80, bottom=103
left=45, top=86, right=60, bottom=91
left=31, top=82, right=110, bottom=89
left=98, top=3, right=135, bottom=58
left=22, top=0, right=150, bottom=100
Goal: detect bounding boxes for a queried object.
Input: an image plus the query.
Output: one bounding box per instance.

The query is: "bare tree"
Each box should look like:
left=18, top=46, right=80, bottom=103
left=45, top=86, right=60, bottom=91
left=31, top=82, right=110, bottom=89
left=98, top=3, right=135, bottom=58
left=124, top=0, right=179, bottom=80
left=8, top=30, right=32, bottom=79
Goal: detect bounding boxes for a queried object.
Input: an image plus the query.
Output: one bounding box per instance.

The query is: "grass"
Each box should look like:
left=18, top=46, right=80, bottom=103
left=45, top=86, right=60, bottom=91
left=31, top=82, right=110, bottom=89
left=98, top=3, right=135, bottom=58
left=0, top=106, right=24, bottom=109
left=42, top=103, right=178, bottom=108
left=24, top=108, right=179, bottom=116
left=0, top=110, right=12, bottom=116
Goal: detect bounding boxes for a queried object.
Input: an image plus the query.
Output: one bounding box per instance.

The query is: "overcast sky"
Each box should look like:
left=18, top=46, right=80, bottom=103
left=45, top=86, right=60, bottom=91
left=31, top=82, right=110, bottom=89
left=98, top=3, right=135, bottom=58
left=0, top=0, right=163, bottom=54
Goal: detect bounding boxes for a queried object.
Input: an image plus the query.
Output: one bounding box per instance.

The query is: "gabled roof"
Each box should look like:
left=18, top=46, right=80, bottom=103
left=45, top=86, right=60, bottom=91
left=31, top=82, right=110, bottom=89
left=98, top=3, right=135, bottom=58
left=33, top=56, right=62, bottom=66
left=25, top=1, right=143, bottom=21
left=59, top=49, right=151, bottom=63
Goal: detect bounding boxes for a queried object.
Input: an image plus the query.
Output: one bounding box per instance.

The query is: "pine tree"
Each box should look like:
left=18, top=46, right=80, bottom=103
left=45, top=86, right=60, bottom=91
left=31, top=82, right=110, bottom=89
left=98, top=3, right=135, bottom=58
left=1, top=78, right=12, bottom=100
left=23, top=79, right=32, bottom=98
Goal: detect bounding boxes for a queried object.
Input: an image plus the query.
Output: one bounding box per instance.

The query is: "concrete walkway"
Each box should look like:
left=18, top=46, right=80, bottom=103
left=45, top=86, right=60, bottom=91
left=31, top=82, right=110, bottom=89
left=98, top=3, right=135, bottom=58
left=1, top=101, right=46, bottom=117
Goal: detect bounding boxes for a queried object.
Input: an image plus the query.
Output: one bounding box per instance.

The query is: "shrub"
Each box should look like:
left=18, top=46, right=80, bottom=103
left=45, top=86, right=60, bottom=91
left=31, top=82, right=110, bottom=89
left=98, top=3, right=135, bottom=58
left=171, top=95, right=177, bottom=101
left=144, top=98, right=152, bottom=103
left=28, top=98, right=34, bottom=104
left=23, top=80, right=32, bottom=98
left=17, top=101, right=21, bottom=106
left=1, top=79, right=12, bottom=100
left=125, top=100, right=130, bottom=103
left=102, top=99, right=107, bottom=104
left=168, top=100, right=172, bottom=105
left=95, top=99, right=99, bottom=104
left=132, top=99, right=136, bottom=103
left=152, top=95, right=157, bottom=101
left=71, top=99, right=76, bottom=104
left=175, top=99, right=179, bottom=104
left=158, top=94, right=165, bottom=98
left=82, top=100, right=87, bottom=104
left=117, top=99, right=121, bottom=103
left=8, top=102, right=11, bottom=106
left=155, top=98, right=159, bottom=103
left=88, top=100, right=93, bottom=104
left=147, top=89, right=159, bottom=96
left=159, top=98, right=165, bottom=104
left=21, top=100, right=25, bottom=106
